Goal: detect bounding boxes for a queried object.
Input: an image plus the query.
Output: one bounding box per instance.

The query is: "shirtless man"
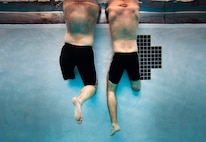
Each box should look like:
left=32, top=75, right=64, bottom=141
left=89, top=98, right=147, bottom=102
left=59, top=0, right=100, bottom=124
left=106, top=0, right=141, bottom=136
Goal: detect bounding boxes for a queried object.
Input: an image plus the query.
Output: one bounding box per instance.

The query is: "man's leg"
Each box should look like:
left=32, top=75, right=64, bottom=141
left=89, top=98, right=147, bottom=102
left=131, top=80, right=141, bottom=91
left=107, top=80, right=120, bottom=136
left=72, top=85, right=96, bottom=124
left=72, top=46, right=97, bottom=124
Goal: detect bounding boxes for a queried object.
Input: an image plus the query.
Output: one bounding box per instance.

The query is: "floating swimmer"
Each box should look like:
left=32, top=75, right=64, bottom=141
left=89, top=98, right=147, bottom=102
left=106, top=0, right=141, bottom=136
left=59, top=0, right=100, bottom=124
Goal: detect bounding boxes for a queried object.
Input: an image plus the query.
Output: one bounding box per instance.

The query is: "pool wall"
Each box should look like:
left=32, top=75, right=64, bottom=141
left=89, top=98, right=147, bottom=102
left=0, top=0, right=206, bottom=23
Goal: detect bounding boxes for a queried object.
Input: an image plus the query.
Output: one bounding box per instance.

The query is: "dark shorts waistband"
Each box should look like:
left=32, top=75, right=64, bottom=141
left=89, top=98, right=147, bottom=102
left=65, top=43, right=92, bottom=48
left=114, top=52, right=138, bottom=56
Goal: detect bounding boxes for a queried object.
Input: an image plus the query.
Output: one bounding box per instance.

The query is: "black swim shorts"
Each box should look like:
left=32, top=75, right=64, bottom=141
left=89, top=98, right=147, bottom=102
left=108, top=52, right=140, bottom=84
left=59, top=43, right=96, bottom=85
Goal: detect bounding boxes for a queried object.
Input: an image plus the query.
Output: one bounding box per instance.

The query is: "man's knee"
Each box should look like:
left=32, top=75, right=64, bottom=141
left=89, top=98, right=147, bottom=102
left=107, top=80, right=118, bottom=93
left=131, top=80, right=141, bottom=91
left=81, top=84, right=97, bottom=94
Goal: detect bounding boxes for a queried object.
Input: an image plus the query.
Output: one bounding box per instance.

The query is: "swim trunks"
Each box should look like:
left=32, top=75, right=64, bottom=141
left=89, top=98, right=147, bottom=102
left=108, top=52, right=140, bottom=84
left=59, top=43, right=96, bottom=85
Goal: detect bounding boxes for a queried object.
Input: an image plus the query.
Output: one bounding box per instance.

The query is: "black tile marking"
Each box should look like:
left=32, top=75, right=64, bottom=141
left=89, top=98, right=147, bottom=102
left=137, top=35, right=162, bottom=80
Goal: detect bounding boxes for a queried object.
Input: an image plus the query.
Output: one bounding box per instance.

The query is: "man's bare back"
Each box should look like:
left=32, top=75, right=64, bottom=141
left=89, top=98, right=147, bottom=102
left=63, top=0, right=100, bottom=46
left=107, top=0, right=139, bottom=52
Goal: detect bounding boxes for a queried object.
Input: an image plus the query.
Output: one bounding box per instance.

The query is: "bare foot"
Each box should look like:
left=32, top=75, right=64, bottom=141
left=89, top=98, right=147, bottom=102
left=110, top=124, right=120, bottom=136
left=72, top=97, right=82, bottom=124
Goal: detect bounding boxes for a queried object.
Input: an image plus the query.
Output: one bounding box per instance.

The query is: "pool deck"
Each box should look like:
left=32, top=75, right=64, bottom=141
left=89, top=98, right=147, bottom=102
left=0, top=1, right=206, bottom=23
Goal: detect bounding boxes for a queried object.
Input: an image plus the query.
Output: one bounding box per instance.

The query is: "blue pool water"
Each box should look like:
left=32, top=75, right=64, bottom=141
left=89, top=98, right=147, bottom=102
left=0, top=24, right=206, bottom=142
